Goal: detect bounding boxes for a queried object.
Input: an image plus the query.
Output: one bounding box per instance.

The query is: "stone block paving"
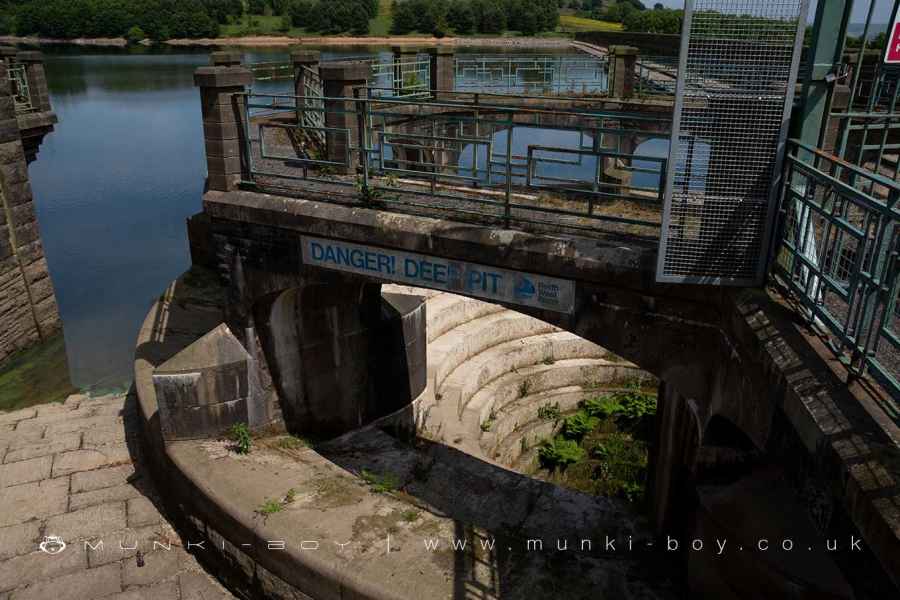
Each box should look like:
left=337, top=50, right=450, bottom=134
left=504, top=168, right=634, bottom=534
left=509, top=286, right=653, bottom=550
left=0, top=394, right=236, bottom=599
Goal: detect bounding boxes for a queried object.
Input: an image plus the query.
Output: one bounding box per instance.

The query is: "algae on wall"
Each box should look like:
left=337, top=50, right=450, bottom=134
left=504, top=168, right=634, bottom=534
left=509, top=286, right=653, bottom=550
left=0, top=331, right=77, bottom=411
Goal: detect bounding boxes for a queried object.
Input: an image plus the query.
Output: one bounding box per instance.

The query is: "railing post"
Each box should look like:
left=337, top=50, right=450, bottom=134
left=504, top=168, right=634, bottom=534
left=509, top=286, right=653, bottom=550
left=392, top=46, right=420, bottom=95
left=16, top=52, right=50, bottom=113
left=428, top=47, right=454, bottom=99
left=292, top=51, right=320, bottom=98
left=608, top=45, right=638, bottom=100
left=320, top=61, right=368, bottom=174
left=194, top=66, right=253, bottom=192
left=210, top=51, right=242, bottom=67
left=292, top=50, right=320, bottom=125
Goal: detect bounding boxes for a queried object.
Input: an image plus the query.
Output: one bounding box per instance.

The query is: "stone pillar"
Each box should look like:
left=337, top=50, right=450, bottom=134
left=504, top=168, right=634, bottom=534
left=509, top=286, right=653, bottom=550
left=291, top=50, right=320, bottom=98
left=0, top=68, right=61, bottom=364
left=429, top=47, right=455, bottom=99
left=0, top=48, right=19, bottom=108
left=194, top=66, right=253, bottom=192
left=319, top=61, right=368, bottom=172
left=608, top=45, right=638, bottom=100
left=291, top=50, right=321, bottom=127
left=210, top=51, right=242, bottom=67
left=646, top=381, right=700, bottom=537
left=0, top=47, right=16, bottom=76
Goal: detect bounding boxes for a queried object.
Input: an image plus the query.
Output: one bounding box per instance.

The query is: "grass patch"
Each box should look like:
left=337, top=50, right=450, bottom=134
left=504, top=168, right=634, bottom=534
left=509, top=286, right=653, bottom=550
left=361, top=468, right=401, bottom=493
left=400, top=509, right=419, bottom=522
left=537, top=402, right=561, bottom=421
left=228, top=423, right=252, bottom=455
left=276, top=435, right=312, bottom=450
left=257, top=487, right=298, bottom=517
left=559, top=15, right=623, bottom=32
left=0, top=333, right=78, bottom=412
left=369, top=0, right=393, bottom=36
left=257, top=498, right=283, bottom=515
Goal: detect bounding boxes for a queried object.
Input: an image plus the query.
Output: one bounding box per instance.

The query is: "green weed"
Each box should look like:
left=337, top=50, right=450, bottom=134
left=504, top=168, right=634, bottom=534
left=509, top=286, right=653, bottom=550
left=361, top=469, right=400, bottom=493
left=229, top=423, right=252, bottom=455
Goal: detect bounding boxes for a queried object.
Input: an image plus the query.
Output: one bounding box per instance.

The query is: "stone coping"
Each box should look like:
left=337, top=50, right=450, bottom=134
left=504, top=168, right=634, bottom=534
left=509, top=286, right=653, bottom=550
left=134, top=261, right=900, bottom=595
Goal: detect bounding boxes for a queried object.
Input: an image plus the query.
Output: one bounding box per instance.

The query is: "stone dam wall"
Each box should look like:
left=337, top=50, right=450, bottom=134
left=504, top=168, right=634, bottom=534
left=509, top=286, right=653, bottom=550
left=0, top=52, right=61, bottom=364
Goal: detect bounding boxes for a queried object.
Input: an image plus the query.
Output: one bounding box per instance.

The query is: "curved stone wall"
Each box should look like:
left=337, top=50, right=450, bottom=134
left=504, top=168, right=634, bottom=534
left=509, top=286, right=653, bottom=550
left=381, top=284, right=654, bottom=475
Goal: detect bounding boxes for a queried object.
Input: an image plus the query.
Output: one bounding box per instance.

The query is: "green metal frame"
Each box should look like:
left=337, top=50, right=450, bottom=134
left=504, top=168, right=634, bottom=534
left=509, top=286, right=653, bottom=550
left=239, top=90, right=669, bottom=233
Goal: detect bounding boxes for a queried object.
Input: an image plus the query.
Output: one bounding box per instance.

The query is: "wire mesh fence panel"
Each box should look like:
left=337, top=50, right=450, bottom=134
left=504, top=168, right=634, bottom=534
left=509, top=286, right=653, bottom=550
left=656, top=0, right=809, bottom=285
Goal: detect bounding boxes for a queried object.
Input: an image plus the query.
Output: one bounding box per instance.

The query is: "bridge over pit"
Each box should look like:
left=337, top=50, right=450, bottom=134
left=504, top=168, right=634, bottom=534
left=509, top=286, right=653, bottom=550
left=137, top=10, right=900, bottom=600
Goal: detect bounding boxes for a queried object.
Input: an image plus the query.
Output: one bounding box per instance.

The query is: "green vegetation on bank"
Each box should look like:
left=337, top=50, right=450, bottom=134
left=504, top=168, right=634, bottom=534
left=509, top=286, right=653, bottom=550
left=0, top=332, right=78, bottom=412
left=535, top=382, right=657, bottom=502
left=0, top=0, right=663, bottom=40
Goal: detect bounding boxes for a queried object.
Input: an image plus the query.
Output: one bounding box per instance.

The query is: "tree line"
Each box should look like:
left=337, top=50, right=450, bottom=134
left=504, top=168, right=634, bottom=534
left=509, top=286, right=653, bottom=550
left=0, top=0, right=682, bottom=40
left=391, top=0, right=560, bottom=37
left=0, top=0, right=237, bottom=39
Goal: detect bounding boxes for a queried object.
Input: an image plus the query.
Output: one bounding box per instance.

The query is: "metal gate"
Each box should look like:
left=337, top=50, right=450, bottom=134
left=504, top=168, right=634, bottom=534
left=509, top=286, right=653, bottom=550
left=656, top=0, right=809, bottom=285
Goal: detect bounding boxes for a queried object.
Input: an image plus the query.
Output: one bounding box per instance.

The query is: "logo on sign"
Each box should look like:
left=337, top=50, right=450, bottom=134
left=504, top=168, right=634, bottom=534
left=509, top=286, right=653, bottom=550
left=514, top=277, right=536, bottom=300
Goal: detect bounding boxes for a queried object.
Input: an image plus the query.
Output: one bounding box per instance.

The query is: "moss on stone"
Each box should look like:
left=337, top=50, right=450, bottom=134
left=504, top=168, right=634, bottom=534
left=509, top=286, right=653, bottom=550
left=0, top=332, right=77, bottom=411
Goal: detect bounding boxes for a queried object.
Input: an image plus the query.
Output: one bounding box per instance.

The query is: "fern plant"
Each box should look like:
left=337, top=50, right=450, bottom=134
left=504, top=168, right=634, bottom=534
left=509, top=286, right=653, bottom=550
left=538, top=438, right=585, bottom=469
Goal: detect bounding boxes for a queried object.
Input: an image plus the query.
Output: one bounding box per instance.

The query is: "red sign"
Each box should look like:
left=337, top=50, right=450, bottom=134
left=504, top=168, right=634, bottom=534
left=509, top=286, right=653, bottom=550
left=886, top=17, right=900, bottom=63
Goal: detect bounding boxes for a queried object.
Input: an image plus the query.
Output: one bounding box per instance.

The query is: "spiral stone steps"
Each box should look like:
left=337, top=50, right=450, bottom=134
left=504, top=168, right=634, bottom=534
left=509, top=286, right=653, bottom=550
left=441, top=330, right=605, bottom=419
left=480, top=384, right=594, bottom=453
left=427, top=310, right=558, bottom=394
left=462, top=358, right=648, bottom=436
left=423, top=293, right=505, bottom=343
left=378, top=287, right=653, bottom=473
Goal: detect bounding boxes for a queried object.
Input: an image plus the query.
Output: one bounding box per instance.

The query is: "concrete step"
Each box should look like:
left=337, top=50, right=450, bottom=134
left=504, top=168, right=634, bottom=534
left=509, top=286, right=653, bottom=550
left=497, top=412, right=566, bottom=471
left=381, top=284, right=444, bottom=300
left=480, top=385, right=595, bottom=455
left=442, top=331, right=603, bottom=419
left=428, top=311, right=558, bottom=393
left=423, top=293, right=504, bottom=343
left=461, top=358, right=649, bottom=436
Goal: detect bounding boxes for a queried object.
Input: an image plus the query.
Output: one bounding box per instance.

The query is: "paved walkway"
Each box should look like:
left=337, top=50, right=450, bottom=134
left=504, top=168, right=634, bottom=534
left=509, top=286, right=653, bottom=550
left=0, top=393, right=235, bottom=600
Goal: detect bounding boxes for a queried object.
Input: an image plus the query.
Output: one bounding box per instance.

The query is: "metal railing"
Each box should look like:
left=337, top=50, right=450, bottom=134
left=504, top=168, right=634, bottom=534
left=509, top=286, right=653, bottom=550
left=247, top=61, right=293, bottom=81
left=7, top=63, right=33, bottom=113
left=297, top=65, right=325, bottom=136
left=241, top=89, right=669, bottom=235
left=370, top=56, right=431, bottom=98
left=245, top=53, right=680, bottom=100
left=635, top=55, right=678, bottom=97
left=454, top=55, right=609, bottom=96
left=774, top=139, right=900, bottom=417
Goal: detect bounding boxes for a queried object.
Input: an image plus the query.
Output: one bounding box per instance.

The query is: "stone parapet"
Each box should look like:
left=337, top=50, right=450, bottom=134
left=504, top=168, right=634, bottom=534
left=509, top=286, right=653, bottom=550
left=194, top=66, right=253, bottom=192
left=319, top=61, right=369, bottom=172
left=609, top=45, right=639, bottom=100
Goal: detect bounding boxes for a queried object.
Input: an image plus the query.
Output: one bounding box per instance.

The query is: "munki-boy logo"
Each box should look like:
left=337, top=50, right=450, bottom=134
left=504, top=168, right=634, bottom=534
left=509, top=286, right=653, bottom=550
left=38, top=536, right=66, bottom=555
